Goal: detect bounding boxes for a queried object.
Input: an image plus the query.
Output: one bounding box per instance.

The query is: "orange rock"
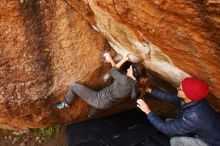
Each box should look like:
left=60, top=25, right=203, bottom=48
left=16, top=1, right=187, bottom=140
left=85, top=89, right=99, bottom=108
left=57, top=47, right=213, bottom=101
left=0, top=0, right=107, bottom=129
left=0, top=0, right=220, bottom=129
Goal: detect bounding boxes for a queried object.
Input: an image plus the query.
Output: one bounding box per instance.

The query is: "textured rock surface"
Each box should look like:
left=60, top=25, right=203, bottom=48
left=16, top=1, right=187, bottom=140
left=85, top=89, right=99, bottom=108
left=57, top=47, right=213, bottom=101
left=0, top=0, right=220, bottom=129
left=0, top=0, right=108, bottom=129
left=68, top=0, right=220, bottom=93
left=67, top=0, right=220, bottom=111
left=85, top=0, right=220, bottom=109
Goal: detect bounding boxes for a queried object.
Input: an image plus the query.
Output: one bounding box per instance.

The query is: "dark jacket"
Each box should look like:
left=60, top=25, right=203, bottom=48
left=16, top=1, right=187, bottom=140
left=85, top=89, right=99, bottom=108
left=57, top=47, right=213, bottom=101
left=147, top=88, right=220, bottom=146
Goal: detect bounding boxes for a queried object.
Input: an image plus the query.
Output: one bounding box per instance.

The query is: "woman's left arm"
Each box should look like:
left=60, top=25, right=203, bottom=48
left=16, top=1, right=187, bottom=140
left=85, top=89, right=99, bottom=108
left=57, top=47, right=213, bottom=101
left=114, top=53, right=129, bottom=68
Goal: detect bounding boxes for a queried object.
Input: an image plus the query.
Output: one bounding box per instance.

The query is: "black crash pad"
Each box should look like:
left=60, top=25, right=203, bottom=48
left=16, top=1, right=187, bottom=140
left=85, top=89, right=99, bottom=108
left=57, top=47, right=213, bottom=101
left=66, top=110, right=170, bottom=146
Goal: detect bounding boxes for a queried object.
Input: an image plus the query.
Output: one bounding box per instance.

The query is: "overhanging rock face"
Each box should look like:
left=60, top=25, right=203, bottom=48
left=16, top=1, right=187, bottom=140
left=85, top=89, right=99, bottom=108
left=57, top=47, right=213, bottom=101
left=67, top=0, right=220, bottom=107
left=0, top=0, right=219, bottom=129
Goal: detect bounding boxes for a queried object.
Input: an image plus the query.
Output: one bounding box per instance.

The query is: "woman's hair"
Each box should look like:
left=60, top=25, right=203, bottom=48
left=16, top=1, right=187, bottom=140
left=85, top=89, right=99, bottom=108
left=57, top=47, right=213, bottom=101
left=132, top=63, right=149, bottom=99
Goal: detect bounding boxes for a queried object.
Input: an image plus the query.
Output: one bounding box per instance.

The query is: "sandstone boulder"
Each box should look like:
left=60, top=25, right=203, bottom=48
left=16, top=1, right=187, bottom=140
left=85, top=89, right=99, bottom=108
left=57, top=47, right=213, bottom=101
left=0, top=0, right=220, bottom=129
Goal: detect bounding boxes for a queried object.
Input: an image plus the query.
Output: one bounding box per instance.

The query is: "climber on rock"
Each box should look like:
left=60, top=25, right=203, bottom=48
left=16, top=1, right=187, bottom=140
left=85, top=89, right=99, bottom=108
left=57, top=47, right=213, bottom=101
left=137, top=77, right=220, bottom=146
left=55, top=52, right=148, bottom=110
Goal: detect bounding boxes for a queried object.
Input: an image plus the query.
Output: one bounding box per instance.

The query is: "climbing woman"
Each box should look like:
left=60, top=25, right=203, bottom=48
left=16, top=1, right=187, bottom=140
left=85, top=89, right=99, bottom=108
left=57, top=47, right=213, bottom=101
left=55, top=52, right=148, bottom=110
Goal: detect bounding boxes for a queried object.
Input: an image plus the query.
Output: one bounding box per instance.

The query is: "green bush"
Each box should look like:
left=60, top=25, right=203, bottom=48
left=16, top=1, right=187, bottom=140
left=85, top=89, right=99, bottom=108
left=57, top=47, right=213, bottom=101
left=32, top=125, right=60, bottom=139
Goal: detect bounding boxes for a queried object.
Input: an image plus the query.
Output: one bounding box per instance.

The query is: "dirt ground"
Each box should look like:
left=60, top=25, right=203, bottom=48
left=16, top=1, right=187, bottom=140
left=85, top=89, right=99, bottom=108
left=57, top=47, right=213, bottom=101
left=0, top=126, right=67, bottom=146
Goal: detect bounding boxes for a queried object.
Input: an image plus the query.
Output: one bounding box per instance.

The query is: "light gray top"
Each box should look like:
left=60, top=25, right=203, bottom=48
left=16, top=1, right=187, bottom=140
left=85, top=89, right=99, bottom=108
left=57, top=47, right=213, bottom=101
left=106, top=67, right=139, bottom=101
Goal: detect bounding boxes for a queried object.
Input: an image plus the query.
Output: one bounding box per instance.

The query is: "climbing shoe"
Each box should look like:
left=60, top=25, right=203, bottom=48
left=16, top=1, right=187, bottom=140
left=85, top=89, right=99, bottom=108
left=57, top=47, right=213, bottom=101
left=55, top=102, right=69, bottom=110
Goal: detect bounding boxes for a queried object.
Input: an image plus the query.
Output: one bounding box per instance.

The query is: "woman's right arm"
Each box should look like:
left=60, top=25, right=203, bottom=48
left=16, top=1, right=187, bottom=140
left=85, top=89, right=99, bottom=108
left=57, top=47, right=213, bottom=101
left=114, top=53, right=128, bottom=68
left=105, top=53, right=129, bottom=68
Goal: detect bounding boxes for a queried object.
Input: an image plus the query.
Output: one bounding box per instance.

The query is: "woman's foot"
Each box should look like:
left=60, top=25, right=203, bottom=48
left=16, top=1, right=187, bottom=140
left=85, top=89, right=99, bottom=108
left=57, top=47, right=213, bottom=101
left=55, top=102, right=69, bottom=110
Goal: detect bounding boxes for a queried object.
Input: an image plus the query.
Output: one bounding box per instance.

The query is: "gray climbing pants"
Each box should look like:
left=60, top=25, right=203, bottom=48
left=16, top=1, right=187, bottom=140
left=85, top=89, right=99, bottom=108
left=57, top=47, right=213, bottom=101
left=170, top=136, right=208, bottom=146
left=64, top=82, right=113, bottom=109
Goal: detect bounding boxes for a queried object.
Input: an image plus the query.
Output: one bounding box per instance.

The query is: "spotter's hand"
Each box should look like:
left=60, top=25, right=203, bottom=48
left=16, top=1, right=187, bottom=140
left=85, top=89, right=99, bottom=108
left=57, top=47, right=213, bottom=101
left=137, top=99, right=151, bottom=115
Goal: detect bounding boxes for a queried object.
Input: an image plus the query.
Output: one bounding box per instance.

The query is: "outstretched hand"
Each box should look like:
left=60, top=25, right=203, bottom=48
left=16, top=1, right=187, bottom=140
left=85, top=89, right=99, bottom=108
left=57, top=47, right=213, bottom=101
left=137, top=99, right=151, bottom=115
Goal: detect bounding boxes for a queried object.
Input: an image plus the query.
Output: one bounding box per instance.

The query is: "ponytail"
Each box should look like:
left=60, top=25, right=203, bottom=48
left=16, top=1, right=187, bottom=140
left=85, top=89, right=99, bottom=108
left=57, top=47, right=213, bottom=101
left=138, top=75, right=148, bottom=88
left=137, top=75, right=149, bottom=99
left=131, top=62, right=149, bottom=99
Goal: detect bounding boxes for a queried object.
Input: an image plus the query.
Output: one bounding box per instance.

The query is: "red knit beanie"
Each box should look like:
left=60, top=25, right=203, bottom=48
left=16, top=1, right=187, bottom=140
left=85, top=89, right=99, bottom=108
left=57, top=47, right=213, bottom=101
left=181, top=77, right=209, bottom=101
